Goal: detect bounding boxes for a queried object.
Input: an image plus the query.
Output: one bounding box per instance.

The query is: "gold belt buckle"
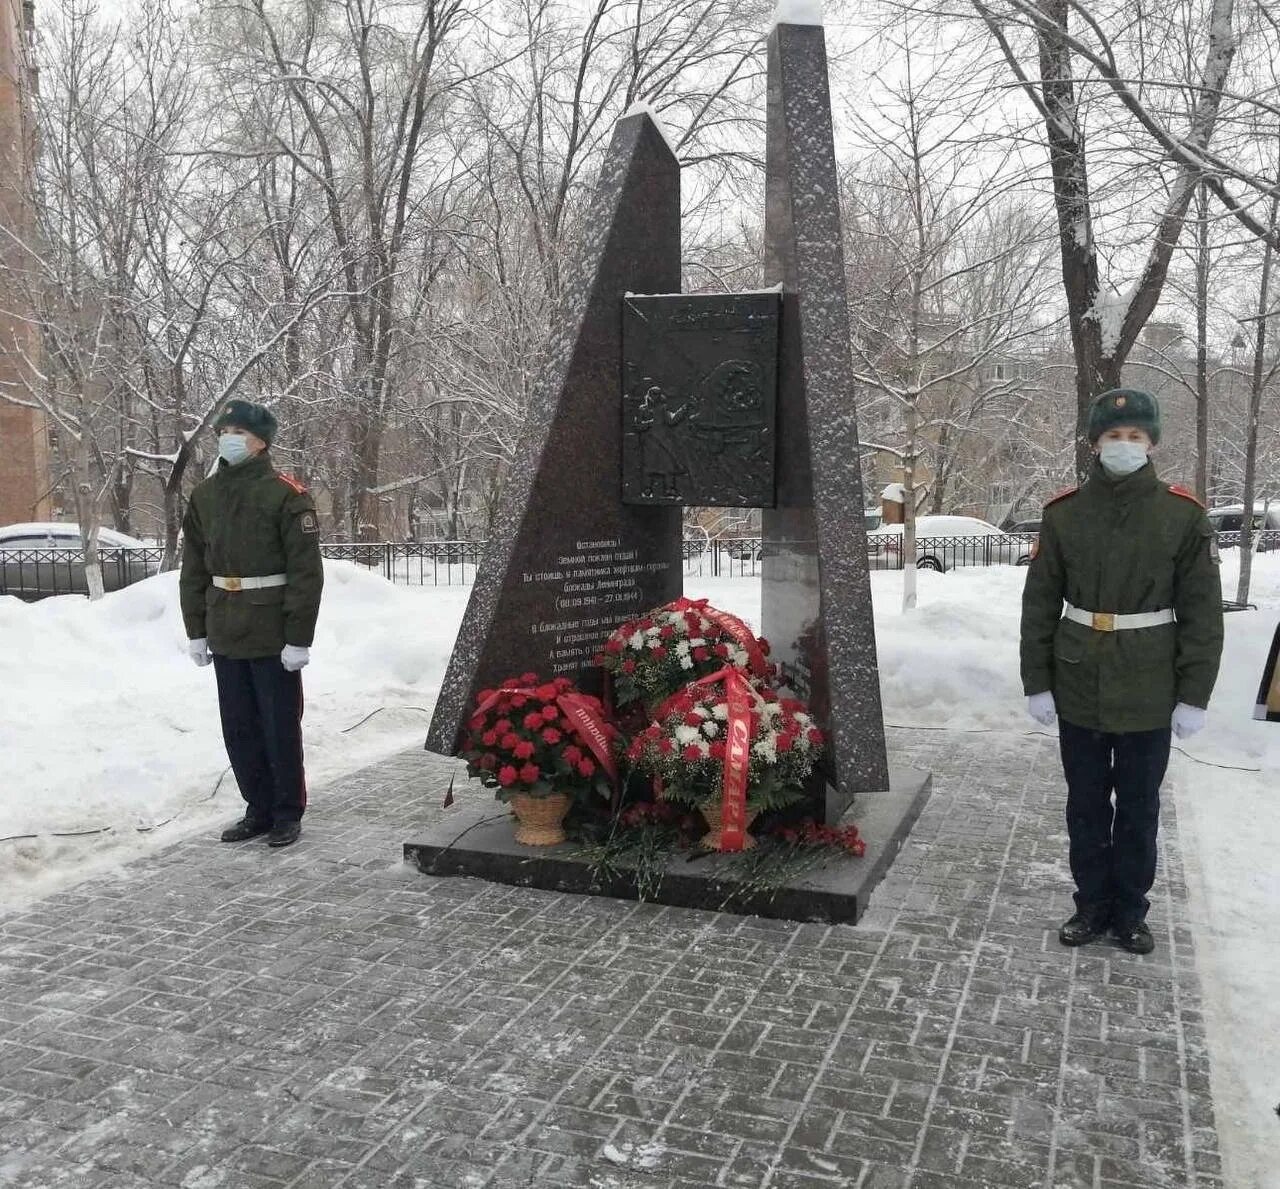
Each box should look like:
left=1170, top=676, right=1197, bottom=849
left=1091, top=611, right=1115, bottom=632
left=223, top=576, right=242, bottom=593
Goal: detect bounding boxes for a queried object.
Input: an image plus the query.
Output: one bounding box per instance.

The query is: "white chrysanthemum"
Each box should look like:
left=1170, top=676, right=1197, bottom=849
left=679, top=656, right=694, bottom=670
left=675, top=640, right=691, bottom=657
left=752, top=740, right=778, bottom=763
left=628, top=631, right=645, bottom=650
left=702, top=720, right=719, bottom=738
left=675, top=725, right=699, bottom=744
left=794, top=712, right=812, bottom=727
left=646, top=636, right=662, bottom=650
left=697, top=739, right=711, bottom=757
left=688, top=637, right=706, bottom=648
left=713, top=704, right=729, bottom=720
left=730, top=647, right=747, bottom=666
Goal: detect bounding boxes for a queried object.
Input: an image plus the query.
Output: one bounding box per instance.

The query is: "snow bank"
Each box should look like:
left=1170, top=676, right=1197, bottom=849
left=0, top=563, right=468, bottom=907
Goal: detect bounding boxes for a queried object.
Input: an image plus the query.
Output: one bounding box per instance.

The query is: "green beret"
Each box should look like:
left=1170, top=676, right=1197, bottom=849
left=214, top=399, right=278, bottom=445
left=1086, top=387, right=1161, bottom=445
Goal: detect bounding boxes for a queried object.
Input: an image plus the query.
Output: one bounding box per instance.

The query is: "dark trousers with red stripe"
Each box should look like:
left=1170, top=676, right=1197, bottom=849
left=212, top=655, right=307, bottom=826
left=1058, top=719, right=1170, bottom=928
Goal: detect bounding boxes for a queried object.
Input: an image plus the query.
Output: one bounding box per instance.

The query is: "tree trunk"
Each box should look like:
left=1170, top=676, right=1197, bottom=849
left=1235, top=192, right=1277, bottom=604
left=1193, top=183, right=1211, bottom=502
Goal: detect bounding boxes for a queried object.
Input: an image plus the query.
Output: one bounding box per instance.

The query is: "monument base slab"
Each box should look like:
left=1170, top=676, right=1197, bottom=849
left=403, top=765, right=931, bottom=925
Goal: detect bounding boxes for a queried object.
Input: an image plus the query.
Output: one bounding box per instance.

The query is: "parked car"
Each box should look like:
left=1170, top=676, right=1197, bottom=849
left=0, top=522, right=159, bottom=600
left=867, top=514, right=1034, bottom=572
left=1207, top=502, right=1280, bottom=550
left=1005, top=518, right=1042, bottom=534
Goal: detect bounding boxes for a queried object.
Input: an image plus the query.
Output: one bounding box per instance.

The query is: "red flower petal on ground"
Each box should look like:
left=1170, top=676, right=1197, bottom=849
left=498, top=765, right=519, bottom=787
left=523, top=712, right=544, bottom=730
left=518, top=762, right=540, bottom=784
left=577, top=758, right=595, bottom=777
left=513, top=741, right=536, bottom=760
left=541, top=728, right=562, bottom=745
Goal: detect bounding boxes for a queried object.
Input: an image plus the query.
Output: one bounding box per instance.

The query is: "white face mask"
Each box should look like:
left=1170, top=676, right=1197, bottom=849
left=218, top=433, right=253, bottom=466
left=1098, top=440, right=1149, bottom=477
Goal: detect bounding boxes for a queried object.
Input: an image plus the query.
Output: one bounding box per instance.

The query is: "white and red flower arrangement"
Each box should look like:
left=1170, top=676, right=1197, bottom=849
left=593, top=596, right=772, bottom=712
left=460, top=672, right=618, bottom=804
left=625, top=665, right=825, bottom=850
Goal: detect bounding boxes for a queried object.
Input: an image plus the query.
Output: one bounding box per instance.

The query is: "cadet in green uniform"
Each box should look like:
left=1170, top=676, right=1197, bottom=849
left=1020, top=388, right=1223, bottom=954
left=180, top=400, right=324, bottom=849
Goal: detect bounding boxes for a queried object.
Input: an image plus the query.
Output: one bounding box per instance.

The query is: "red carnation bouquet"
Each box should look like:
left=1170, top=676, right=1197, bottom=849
left=460, top=672, right=619, bottom=803
left=594, top=597, right=772, bottom=712
left=626, top=667, right=824, bottom=850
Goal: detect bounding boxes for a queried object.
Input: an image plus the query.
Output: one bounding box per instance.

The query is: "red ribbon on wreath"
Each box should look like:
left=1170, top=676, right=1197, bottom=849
left=475, top=685, right=618, bottom=783
left=658, top=596, right=767, bottom=677
left=657, top=664, right=763, bottom=852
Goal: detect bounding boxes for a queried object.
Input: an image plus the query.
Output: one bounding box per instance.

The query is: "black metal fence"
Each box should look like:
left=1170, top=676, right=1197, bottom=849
left=3, top=529, right=1278, bottom=599
left=0, top=547, right=167, bottom=600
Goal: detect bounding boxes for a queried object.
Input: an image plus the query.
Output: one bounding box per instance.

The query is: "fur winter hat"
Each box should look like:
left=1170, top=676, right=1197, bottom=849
left=1086, top=388, right=1162, bottom=445
left=214, top=399, right=278, bottom=445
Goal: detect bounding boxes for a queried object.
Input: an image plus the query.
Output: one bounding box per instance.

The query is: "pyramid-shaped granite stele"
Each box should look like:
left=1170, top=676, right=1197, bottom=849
left=427, top=113, right=684, bottom=753
left=761, top=19, right=890, bottom=816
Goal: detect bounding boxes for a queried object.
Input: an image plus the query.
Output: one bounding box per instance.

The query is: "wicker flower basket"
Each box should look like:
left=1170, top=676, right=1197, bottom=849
left=509, top=792, right=573, bottom=846
left=699, top=802, right=760, bottom=851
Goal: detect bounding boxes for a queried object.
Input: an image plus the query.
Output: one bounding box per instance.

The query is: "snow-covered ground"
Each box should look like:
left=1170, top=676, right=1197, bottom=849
left=1, top=552, right=1277, bottom=1186
left=0, top=563, right=469, bottom=905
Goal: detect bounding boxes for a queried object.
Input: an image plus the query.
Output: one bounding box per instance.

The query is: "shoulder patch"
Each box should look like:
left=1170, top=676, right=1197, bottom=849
left=1168, top=484, right=1205, bottom=508
left=1044, top=486, right=1078, bottom=508
left=276, top=472, right=308, bottom=495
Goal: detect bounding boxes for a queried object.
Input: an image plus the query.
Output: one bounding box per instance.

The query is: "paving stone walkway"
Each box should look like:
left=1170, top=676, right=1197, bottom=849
left=0, top=727, right=1219, bottom=1189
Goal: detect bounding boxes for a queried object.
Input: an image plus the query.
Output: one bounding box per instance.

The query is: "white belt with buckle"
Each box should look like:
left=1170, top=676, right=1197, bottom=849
left=1064, top=602, right=1175, bottom=632
left=212, top=573, right=288, bottom=592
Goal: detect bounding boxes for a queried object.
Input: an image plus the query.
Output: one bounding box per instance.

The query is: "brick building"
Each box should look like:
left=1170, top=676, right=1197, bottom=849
left=0, top=0, right=53, bottom=525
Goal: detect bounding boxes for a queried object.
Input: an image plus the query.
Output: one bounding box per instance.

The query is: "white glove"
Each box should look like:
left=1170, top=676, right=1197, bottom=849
left=1027, top=691, right=1056, bottom=726
left=1172, top=702, right=1206, bottom=739
left=188, top=638, right=211, bottom=667
left=281, top=644, right=310, bottom=672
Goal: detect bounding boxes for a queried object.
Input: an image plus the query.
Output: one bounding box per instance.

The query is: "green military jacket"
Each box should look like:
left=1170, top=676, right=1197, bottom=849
left=1020, top=460, right=1223, bottom=733
left=179, top=452, right=324, bottom=659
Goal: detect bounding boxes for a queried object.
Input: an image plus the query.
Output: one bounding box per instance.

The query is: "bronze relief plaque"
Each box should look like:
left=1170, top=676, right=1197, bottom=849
left=621, top=292, right=780, bottom=507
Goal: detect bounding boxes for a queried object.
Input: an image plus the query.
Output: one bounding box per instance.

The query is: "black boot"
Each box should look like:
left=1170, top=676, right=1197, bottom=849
left=1113, top=921, right=1155, bottom=955
left=1058, top=910, right=1108, bottom=947
left=267, top=821, right=301, bottom=848
left=220, top=817, right=272, bottom=843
